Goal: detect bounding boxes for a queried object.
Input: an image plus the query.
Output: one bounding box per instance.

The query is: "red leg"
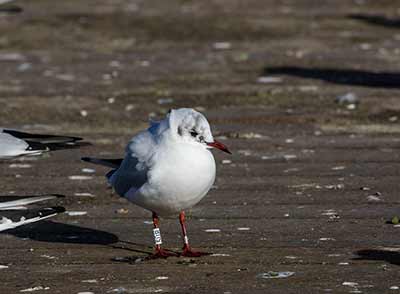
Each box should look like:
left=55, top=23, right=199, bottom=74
left=179, top=211, right=211, bottom=257
left=147, top=212, right=178, bottom=259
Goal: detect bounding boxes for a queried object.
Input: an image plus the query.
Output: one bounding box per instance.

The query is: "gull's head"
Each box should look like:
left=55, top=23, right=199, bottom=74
left=168, top=108, right=231, bottom=154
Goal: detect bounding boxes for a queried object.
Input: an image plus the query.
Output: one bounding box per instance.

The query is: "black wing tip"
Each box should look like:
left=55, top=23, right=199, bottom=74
left=49, top=206, right=66, bottom=214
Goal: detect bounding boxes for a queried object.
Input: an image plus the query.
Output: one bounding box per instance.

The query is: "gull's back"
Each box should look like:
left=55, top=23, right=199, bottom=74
left=108, top=120, right=166, bottom=196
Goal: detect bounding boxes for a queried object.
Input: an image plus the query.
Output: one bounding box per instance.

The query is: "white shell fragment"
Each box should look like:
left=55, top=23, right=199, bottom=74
left=257, top=271, right=295, bottom=279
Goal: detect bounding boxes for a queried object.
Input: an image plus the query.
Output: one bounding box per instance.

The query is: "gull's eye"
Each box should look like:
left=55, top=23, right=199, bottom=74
left=199, top=135, right=204, bottom=142
left=190, top=129, right=198, bottom=137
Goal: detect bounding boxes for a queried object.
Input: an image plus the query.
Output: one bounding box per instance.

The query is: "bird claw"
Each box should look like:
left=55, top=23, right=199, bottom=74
left=146, top=248, right=179, bottom=260
left=181, top=246, right=211, bottom=257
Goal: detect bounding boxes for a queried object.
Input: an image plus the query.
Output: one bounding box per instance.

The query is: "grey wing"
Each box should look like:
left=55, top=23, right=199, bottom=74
left=108, top=125, right=159, bottom=197
left=108, top=154, right=148, bottom=197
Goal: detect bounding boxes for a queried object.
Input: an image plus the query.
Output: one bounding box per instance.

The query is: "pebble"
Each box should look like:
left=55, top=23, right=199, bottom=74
left=9, top=164, right=31, bottom=168
left=69, top=175, right=93, bottom=180
left=205, top=229, right=221, bottom=233
left=257, top=76, right=282, bottom=84
left=0, top=265, right=8, bottom=269
left=213, top=42, right=231, bottom=50
left=342, top=282, right=358, bottom=287
left=20, top=286, right=50, bottom=292
left=81, top=279, right=98, bottom=283
left=74, top=193, right=95, bottom=197
left=257, top=271, right=295, bottom=279
left=0, top=53, right=25, bottom=61
left=66, top=211, right=87, bottom=216
left=237, top=227, right=250, bottom=231
left=336, top=92, right=358, bottom=105
left=157, top=98, right=174, bottom=105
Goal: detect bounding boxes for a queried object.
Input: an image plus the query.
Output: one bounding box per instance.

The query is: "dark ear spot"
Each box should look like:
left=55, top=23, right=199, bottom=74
left=168, top=109, right=172, bottom=114
left=177, top=126, right=183, bottom=136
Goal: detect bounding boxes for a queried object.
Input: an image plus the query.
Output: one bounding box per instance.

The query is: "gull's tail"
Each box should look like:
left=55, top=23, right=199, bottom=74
left=81, top=157, right=123, bottom=168
left=0, top=194, right=65, bottom=232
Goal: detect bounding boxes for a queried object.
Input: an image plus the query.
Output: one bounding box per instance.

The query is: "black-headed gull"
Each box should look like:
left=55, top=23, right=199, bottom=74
left=0, top=129, right=84, bottom=230
left=83, top=108, right=230, bottom=258
left=0, top=129, right=83, bottom=159
left=0, top=195, right=65, bottom=232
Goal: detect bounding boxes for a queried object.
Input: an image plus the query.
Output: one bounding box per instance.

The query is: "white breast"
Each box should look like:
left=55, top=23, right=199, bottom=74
left=127, top=144, right=216, bottom=216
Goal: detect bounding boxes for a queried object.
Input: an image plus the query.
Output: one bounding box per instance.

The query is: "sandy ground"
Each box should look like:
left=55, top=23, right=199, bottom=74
left=1, top=0, right=400, bottom=293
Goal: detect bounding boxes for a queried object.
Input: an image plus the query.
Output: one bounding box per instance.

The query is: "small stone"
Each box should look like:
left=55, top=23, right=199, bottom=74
left=213, top=42, right=231, bottom=50
left=116, top=208, right=129, bottom=214
left=336, top=93, right=358, bottom=105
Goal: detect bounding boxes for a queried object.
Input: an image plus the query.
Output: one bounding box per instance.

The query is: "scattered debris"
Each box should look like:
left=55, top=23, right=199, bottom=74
left=283, top=154, right=297, bottom=160
left=223, top=132, right=266, bottom=139
left=0, top=53, right=25, bottom=61
left=55, top=73, right=75, bottom=82
left=237, top=150, right=252, bottom=156
left=390, top=286, right=399, bottom=290
left=155, top=276, right=169, bottom=280
left=342, top=282, right=359, bottom=287
left=40, top=254, right=57, bottom=260
left=367, top=194, right=381, bottom=202
left=81, top=168, right=95, bottom=173
left=66, top=211, right=87, bottom=216
left=360, top=187, right=370, bottom=191
left=324, top=184, right=344, bottom=190
left=211, top=253, right=230, bottom=257
left=116, top=208, right=129, bottom=214
left=285, top=138, right=294, bottom=143
left=125, top=104, right=135, bottom=111
left=157, top=98, right=174, bottom=105
left=338, top=262, right=349, bottom=265
left=257, top=76, right=282, bottom=84
left=8, top=163, right=31, bottom=168
left=222, top=159, right=232, bottom=164
left=0, top=265, right=8, bottom=269
left=74, top=193, right=95, bottom=197
left=257, top=271, right=295, bottom=279
left=331, top=166, right=345, bottom=171
left=81, top=279, right=98, bottom=283
left=336, top=92, right=359, bottom=105
left=68, top=175, right=93, bottom=180
left=80, top=110, right=88, bottom=117
left=319, top=237, right=335, bottom=241
left=237, top=227, right=250, bottom=231
left=204, top=229, right=221, bottom=233
left=20, top=286, right=50, bottom=292
left=213, top=42, right=231, bottom=50
left=321, top=209, right=337, bottom=216
left=17, top=63, right=32, bottom=72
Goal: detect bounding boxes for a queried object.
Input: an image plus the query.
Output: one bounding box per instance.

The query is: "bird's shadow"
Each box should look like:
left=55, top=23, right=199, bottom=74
left=263, top=66, right=400, bottom=89
left=2, top=220, right=169, bottom=261
left=353, top=249, right=400, bottom=266
left=348, top=13, right=400, bottom=29
left=3, top=220, right=119, bottom=245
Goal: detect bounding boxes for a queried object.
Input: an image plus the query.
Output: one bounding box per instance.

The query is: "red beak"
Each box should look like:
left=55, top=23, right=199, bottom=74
left=206, top=140, right=231, bottom=154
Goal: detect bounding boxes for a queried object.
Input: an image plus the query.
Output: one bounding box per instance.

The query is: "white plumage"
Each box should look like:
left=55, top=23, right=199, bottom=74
left=83, top=108, right=230, bottom=258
